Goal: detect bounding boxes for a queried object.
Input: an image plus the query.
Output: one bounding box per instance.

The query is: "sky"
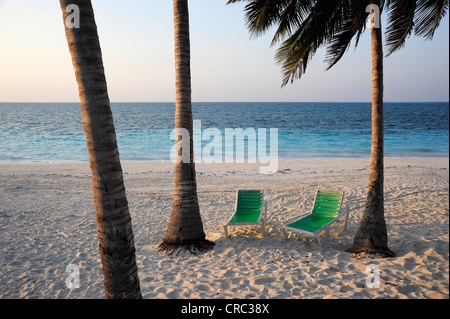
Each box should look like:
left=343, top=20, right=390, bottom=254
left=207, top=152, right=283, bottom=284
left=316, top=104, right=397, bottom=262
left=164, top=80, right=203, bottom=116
left=0, top=0, right=448, bottom=103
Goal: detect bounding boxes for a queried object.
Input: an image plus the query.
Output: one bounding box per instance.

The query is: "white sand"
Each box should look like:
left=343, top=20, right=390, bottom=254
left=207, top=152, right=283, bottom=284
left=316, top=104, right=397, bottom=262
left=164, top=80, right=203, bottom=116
left=0, top=157, right=448, bottom=299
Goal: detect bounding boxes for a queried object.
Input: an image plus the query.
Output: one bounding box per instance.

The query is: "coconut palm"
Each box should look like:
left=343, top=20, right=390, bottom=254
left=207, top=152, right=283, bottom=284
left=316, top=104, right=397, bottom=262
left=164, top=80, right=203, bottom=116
left=158, top=0, right=214, bottom=254
left=228, top=0, right=448, bottom=257
left=59, top=0, right=142, bottom=298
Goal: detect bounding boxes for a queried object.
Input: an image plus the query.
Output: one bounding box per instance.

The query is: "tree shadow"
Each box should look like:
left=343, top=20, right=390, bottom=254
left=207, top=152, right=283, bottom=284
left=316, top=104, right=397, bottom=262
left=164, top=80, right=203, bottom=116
left=157, top=239, right=215, bottom=256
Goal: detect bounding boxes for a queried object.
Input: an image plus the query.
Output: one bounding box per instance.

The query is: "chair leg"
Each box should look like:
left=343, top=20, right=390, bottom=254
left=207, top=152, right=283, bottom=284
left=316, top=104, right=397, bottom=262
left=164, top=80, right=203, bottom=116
left=261, top=219, right=265, bottom=237
left=264, top=202, right=268, bottom=223
left=344, top=207, right=350, bottom=231
left=322, top=227, right=331, bottom=247
left=282, top=228, right=292, bottom=239
left=224, top=225, right=229, bottom=238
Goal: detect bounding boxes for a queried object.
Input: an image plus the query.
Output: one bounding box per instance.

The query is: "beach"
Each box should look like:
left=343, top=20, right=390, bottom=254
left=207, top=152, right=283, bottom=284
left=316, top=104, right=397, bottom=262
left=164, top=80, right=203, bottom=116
left=0, top=157, right=448, bottom=299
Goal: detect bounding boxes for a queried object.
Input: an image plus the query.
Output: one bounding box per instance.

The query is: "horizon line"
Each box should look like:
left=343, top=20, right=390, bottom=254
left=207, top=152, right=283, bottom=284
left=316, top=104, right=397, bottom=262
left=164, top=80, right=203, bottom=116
left=1, top=101, right=449, bottom=104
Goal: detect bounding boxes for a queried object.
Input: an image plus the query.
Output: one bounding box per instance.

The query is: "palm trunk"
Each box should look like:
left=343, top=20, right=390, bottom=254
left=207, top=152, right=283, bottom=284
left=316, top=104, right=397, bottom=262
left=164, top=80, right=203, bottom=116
left=60, top=0, right=142, bottom=298
left=348, top=3, right=394, bottom=257
left=159, top=0, right=213, bottom=253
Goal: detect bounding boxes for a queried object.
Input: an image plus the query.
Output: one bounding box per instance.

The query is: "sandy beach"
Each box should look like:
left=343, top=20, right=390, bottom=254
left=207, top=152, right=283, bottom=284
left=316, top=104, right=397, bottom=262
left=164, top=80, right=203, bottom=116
left=0, top=157, right=448, bottom=299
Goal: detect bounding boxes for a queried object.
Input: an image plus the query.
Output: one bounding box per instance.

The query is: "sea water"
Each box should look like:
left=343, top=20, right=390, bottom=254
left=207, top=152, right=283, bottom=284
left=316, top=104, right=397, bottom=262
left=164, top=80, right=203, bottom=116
left=0, top=102, right=448, bottom=163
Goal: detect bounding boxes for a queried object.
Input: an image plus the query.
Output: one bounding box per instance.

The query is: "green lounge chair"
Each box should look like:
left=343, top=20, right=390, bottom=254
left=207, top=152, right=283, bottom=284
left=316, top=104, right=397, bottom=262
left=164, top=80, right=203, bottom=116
left=224, top=190, right=267, bottom=238
left=282, top=189, right=350, bottom=247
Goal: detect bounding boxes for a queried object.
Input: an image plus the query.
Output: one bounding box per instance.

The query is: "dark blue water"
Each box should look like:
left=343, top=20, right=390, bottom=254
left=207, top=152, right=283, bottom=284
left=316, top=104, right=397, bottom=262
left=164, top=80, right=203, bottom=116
left=0, top=102, right=448, bottom=162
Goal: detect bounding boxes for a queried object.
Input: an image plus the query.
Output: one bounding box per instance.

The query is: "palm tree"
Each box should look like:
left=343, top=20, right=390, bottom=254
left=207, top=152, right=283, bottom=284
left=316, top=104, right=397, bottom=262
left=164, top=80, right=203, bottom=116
left=158, top=0, right=214, bottom=254
left=228, top=0, right=448, bottom=257
left=59, top=0, right=142, bottom=298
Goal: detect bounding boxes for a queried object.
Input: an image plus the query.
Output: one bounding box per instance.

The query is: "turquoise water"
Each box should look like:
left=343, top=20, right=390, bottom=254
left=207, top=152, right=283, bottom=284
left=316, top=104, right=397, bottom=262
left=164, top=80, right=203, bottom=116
left=0, top=102, right=448, bottom=162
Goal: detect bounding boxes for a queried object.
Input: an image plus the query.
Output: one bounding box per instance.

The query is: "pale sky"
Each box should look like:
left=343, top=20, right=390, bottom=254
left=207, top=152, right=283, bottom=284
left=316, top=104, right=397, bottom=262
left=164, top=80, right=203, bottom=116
left=0, top=0, right=448, bottom=103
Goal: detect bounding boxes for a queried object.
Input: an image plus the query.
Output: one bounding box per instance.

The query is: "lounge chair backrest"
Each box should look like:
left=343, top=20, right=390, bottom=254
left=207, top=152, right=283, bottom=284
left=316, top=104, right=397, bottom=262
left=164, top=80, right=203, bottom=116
left=236, top=190, right=263, bottom=214
left=311, top=190, right=343, bottom=218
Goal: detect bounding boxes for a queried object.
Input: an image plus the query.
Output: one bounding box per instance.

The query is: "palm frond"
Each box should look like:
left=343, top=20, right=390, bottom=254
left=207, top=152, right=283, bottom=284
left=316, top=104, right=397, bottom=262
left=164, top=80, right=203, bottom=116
left=226, top=0, right=288, bottom=37
left=229, top=0, right=447, bottom=87
left=241, top=0, right=278, bottom=37
left=414, top=0, right=449, bottom=39
left=325, top=0, right=369, bottom=69
left=275, top=0, right=348, bottom=86
left=270, top=0, right=315, bottom=45
left=385, top=0, right=417, bottom=56
left=228, top=0, right=317, bottom=41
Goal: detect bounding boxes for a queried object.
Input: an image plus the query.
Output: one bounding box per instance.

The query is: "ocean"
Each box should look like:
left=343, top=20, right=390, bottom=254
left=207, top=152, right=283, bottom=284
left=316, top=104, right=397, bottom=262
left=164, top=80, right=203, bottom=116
left=0, top=102, right=448, bottom=163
